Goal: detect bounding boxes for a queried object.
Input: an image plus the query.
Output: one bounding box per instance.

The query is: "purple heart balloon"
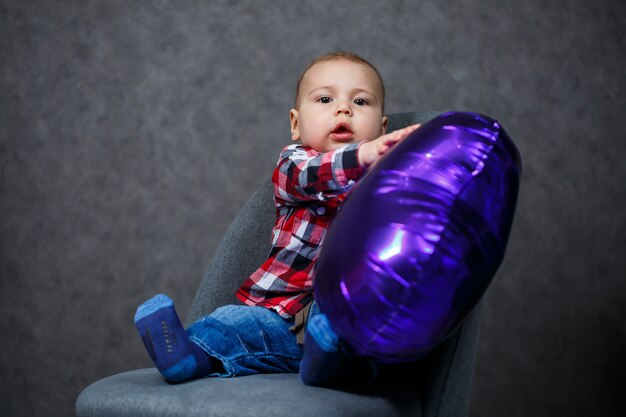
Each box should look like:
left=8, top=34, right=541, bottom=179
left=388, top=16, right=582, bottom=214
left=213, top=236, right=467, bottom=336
left=314, top=111, right=521, bottom=363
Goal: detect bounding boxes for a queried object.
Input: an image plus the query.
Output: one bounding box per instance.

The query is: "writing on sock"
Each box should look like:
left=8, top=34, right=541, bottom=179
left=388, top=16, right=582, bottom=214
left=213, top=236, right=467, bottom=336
left=161, top=321, right=173, bottom=353
left=142, top=328, right=157, bottom=361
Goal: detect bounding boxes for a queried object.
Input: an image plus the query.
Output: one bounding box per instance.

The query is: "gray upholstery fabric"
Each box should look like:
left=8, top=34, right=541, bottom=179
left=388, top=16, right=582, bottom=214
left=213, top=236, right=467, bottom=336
left=76, top=370, right=422, bottom=417
left=76, top=111, right=483, bottom=417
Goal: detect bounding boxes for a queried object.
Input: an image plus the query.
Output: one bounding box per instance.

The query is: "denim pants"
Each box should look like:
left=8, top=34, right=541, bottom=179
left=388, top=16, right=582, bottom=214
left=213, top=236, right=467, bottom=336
left=186, top=302, right=321, bottom=377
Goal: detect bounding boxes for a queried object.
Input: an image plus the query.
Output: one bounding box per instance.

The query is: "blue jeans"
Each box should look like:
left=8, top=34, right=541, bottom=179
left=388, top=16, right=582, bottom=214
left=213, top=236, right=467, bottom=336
left=186, top=302, right=321, bottom=377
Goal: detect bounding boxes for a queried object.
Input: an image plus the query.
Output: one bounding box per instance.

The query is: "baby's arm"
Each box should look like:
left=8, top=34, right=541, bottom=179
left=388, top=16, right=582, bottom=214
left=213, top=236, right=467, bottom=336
left=274, top=144, right=363, bottom=204
left=358, top=124, right=421, bottom=169
left=274, top=124, right=420, bottom=204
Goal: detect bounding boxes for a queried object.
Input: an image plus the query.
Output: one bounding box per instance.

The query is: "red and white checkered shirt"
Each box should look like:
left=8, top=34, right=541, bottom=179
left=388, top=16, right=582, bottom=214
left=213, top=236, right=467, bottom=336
left=236, top=142, right=364, bottom=318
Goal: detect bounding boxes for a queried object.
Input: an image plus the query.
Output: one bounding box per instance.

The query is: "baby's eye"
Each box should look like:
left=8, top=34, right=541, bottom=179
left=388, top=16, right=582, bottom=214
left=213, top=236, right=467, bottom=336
left=353, top=98, right=368, bottom=106
left=318, top=96, right=333, bottom=104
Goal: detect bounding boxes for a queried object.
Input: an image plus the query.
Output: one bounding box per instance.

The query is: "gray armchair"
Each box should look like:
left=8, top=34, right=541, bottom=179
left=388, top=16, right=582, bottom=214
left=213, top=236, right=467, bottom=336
left=75, top=111, right=484, bottom=417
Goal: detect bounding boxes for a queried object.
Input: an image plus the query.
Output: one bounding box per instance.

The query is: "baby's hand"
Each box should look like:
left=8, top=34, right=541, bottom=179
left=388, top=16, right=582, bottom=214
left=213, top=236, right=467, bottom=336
left=358, top=124, right=421, bottom=169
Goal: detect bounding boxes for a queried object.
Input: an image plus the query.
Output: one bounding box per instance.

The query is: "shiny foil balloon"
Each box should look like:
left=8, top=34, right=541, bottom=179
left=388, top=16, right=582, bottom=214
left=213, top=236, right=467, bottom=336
left=314, top=111, right=521, bottom=363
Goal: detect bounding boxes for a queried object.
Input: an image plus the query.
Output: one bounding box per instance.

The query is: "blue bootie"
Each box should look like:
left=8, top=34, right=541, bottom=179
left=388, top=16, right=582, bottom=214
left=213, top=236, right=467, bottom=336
left=134, top=294, right=212, bottom=383
left=300, top=313, right=378, bottom=387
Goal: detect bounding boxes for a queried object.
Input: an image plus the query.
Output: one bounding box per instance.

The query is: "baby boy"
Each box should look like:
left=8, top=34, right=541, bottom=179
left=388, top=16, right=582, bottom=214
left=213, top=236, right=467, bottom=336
left=134, top=51, right=420, bottom=385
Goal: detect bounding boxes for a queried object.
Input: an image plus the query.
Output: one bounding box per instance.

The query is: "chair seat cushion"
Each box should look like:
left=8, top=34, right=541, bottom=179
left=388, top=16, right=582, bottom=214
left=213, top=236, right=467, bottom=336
left=76, top=368, right=422, bottom=417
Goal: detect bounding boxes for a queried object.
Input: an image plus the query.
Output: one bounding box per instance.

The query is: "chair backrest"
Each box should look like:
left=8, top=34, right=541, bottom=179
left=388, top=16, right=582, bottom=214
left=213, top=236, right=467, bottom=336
left=186, top=178, right=276, bottom=325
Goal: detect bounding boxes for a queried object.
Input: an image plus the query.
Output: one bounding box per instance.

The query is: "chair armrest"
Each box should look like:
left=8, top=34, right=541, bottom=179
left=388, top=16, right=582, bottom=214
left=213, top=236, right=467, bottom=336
left=420, top=298, right=484, bottom=417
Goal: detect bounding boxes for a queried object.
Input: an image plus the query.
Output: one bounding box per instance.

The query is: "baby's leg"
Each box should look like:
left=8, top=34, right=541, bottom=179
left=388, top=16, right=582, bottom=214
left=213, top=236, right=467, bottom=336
left=185, top=305, right=302, bottom=376
left=300, top=314, right=377, bottom=386
left=134, top=294, right=213, bottom=383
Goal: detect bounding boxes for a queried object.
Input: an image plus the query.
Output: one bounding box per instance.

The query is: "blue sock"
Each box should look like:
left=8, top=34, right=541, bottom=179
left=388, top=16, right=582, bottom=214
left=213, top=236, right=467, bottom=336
left=300, top=314, right=345, bottom=386
left=134, top=294, right=213, bottom=383
left=300, top=314, right=377, bottom=387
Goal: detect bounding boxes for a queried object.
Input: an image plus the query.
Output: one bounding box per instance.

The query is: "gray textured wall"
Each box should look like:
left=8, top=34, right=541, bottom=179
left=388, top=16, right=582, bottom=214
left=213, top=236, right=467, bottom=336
left=1, top=0, right=624, bottom=416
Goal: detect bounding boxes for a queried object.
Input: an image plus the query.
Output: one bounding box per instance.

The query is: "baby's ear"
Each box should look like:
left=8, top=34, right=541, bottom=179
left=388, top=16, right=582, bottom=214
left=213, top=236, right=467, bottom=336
left=381, top=116, right=388, bottom=135
left=289, top=109, right=300, bottom=141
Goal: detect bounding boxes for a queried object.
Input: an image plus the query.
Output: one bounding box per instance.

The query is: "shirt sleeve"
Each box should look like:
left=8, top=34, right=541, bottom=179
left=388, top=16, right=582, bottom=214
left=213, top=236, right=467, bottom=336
left=273, top=143, right=364, bottom=204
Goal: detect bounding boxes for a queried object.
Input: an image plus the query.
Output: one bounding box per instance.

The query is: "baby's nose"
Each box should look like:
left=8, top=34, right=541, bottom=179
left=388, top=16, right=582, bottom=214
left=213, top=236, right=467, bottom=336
left=335, top=101, right=352, bottom=116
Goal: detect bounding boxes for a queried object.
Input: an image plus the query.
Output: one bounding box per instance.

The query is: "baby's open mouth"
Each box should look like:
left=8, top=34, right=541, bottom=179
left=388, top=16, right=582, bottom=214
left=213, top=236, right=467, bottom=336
left=333, top=125, right=351, bottom=133
left=330, top=123, right=354, bottom=141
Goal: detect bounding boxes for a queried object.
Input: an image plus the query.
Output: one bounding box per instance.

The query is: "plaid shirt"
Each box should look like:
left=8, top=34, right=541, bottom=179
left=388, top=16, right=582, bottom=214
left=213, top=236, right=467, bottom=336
left=236, top=142, right=363, bottom=318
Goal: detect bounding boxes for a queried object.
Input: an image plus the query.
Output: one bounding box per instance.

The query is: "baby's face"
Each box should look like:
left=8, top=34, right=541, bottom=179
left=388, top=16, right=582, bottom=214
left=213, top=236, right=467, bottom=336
left=290, top=60, right=387, bottom=153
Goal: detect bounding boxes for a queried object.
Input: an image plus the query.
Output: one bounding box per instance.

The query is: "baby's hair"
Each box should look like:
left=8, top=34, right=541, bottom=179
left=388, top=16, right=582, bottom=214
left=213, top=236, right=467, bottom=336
left=295, top=51, right=386, bottom=112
